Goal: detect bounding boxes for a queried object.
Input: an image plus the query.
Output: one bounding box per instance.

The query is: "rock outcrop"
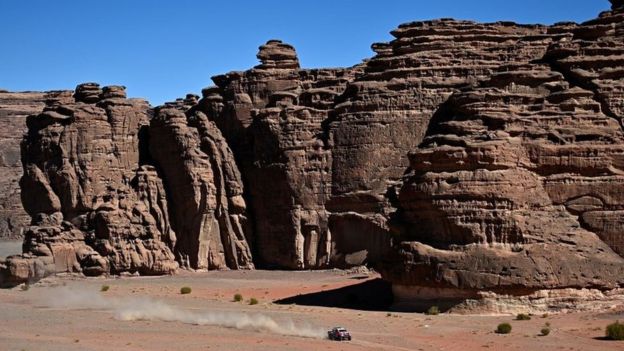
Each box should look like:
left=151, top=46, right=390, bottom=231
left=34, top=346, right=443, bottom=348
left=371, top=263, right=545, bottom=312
left=325, top=19, right=561, bottom=277
left=1, top=84, right=178, bottom=285
left=383, top=5, right=624, bottom=308
left=149, top=107, right=254, bottom=270
left=0, top=90, right=72, bottom=239
left=194, top=40, right=375, bottom=268
left=2, top=2, right=624, bottom=311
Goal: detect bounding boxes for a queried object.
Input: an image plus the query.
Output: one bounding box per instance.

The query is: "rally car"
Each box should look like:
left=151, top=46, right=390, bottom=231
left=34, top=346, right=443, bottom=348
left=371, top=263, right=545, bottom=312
left=328, top=327, right=352, bottom=341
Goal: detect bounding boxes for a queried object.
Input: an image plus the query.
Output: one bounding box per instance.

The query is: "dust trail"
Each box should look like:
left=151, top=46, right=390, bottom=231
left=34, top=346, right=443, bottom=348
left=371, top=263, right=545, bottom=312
left=37, top=285, right=326, bottom=339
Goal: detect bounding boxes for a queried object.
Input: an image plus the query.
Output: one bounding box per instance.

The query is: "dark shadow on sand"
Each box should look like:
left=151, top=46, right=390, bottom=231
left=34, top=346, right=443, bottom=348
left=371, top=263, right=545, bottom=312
left=592, top=336, right=612, bottom=341
left=274, top=278, right=393, bottom=311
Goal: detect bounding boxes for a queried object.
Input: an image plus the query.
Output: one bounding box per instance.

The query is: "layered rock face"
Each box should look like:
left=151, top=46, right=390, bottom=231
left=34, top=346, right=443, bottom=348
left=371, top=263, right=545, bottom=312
left=325, top=19, right=561, bottom=275
left=0, top=90, right=71, bottom=239
left=385, top=5, right=624, bottom=305
left=1, top=84, right=178, bottom=285
left=149, top=107, right=253, bottom=270
left=195, top=40, right=373, bottom=268
left=2, top=2, right=624, bottom=306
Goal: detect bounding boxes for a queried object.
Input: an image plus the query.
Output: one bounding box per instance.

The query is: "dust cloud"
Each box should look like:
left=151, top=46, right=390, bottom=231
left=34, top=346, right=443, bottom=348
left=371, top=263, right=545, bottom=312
left=38, top=285, right=327, bottom=339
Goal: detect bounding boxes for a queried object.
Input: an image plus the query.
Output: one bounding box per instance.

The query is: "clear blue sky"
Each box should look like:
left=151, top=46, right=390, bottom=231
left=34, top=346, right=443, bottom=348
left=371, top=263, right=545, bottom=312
left=0, top=0, right=611, bottom=105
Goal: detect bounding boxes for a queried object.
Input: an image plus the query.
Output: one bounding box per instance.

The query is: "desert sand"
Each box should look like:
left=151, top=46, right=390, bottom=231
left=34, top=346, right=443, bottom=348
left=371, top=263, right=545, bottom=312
left=1, top=268, right=623, bottom=351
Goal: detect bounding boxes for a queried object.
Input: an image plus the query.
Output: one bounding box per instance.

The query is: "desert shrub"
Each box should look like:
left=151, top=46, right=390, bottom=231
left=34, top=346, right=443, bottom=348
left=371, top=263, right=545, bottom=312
left=180, top=286, right=192, bottom=295
left=20, top=283, right=29, bottom=291
left=386, top=312, right=392, bottom=317
left=100, top=285, right=110, bottom=292
left=233, top=293, right=243, bottom=302
left=496, top=323, right=512, bottom=334
left=516, top=313, right=531, bottom=321
left=426, top=306, right=440, bottom=315
left=540, top=327, right=551, bottom=336
left=542, top=313, right=549, bottom=318
left=606, top=321, right=624, bottom=340
left=249, top=297, right=259, bottom=305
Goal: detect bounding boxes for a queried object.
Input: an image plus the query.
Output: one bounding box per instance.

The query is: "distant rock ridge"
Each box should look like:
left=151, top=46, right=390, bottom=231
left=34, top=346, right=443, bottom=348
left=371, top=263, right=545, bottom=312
left=1, top=2, right=624, bottom=312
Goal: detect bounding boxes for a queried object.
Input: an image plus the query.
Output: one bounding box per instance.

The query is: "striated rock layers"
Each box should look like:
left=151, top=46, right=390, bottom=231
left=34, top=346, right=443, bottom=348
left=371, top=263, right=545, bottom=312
left=193, top=40, right=374, bottom=269
left=0, top=90, right=72, bottom=239
left=0, top=81, right=259, bottom=285
left=149, top=107, right=254, bottom=270
left=2, top=1, right=624, bottom=307
left=1, top=84, right=179, bottom=285
left=384, top=4, right=624, bottom=307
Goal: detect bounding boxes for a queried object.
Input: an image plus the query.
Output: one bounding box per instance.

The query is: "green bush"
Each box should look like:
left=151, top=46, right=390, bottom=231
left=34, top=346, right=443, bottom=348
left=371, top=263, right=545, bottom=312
left=180, top=286, right=192, bottom=295
left=540, top=327, right=551, bottom=336
left=496, top=323, right=512, bottom=334
left=234, top=293, right=243, bottom=302
left=426, top=306, right=440, bottom=315
left=516, top=313, right=531, bottom=321
left=100, top=285, right=110, bottom=292
left=606, top=321, right=624, bottom=340
left=249, top=297, right=259, bottom=305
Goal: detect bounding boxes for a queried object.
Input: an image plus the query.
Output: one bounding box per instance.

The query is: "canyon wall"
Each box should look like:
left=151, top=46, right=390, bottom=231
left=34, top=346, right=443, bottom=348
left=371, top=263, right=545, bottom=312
left=0, top=90, right=71, bottom=239
left=2, top=1, right=623, bottom=306
left=383, top=2, right=624, bottom=305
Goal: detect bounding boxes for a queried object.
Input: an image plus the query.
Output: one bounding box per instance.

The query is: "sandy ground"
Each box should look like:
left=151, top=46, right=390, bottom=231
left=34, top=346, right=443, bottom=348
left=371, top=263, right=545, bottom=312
left=1, top=269, right=623, bottom=351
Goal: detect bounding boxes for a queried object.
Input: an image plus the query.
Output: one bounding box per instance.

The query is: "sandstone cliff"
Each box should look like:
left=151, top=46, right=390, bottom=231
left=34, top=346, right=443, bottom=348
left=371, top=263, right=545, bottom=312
left=193, top=41, right=375, bottom=269
left=149, top=107, right=254, bottom=270
left=2, top=1, right=624, bottom=308
left=1, top=84, right=179, bottom=285
left=0, top=90, right=71, bottom=239
left=383, top=3, right=624, bottom=304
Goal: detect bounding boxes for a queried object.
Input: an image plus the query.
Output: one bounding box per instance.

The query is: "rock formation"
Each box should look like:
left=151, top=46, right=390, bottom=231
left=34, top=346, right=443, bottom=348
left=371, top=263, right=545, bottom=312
left=194, top=40, right=377, bottom=268
left=149, top=107, right=254, bottom=270
left=0, top=90, right=71, bottom=239
left=325, top=19, right=558, bottom=277
left=1, top=84, right=178, bottom=285
left=1, top=1, right=624, bottom=311
left=383, top=4, right=624, bottom=307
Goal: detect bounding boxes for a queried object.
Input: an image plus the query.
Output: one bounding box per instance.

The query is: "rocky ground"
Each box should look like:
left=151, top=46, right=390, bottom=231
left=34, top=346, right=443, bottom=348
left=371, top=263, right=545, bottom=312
left=0, top=269, right=622, bottom=351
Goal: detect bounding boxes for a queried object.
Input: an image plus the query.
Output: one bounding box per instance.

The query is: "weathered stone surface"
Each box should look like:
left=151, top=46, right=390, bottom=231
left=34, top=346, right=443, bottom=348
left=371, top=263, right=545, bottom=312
left=256, top=40, right=300, bottom=70
left=0, top=90, right=72, bottom=239
left=327, top=20, right=562, bottom=261
left=196, top=41, right=378, bottom=268
left=385, top=5, right=624, bottom=303
left=149, top=107, right=253, bottom=270
left=2, top=2, right=624, bottom=307
left=1, top=83, right=178, bottom=286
